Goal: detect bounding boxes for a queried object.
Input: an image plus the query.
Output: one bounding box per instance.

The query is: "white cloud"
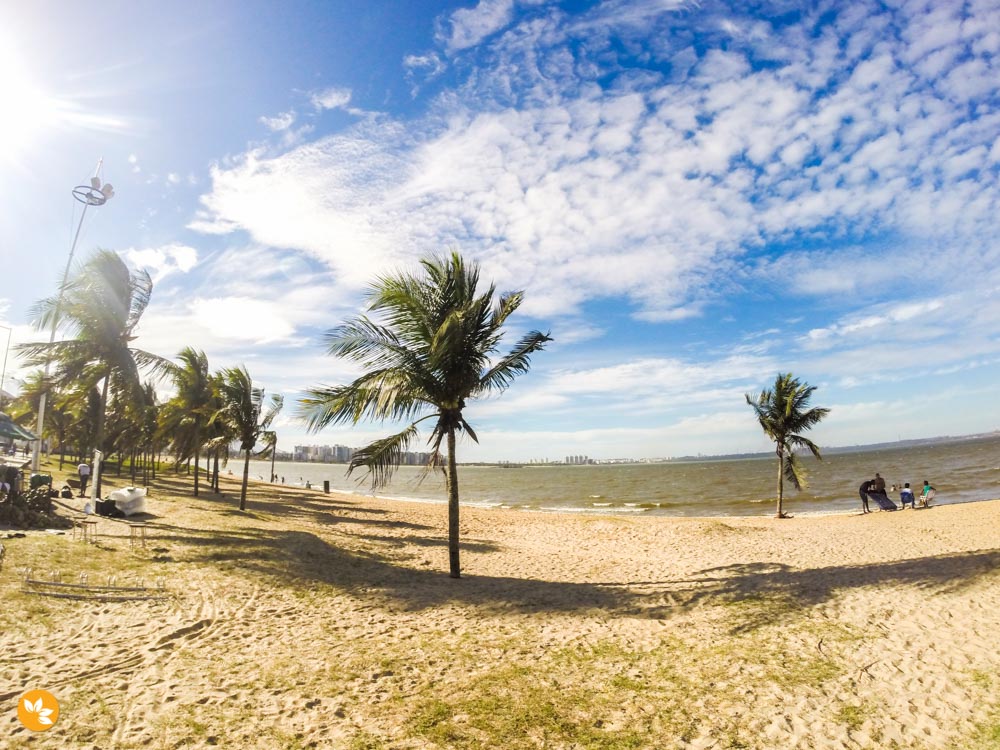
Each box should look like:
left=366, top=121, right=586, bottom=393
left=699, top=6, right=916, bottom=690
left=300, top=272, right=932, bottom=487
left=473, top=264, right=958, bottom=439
left=260, top=111, right=296, bottom=131
left=403, top=53, right=446, bottom=78
left=310, top=87, right=352, bottom=111
left=440, top=0, right=516, bottom=52
left=125, top=243, right=199, bottom=283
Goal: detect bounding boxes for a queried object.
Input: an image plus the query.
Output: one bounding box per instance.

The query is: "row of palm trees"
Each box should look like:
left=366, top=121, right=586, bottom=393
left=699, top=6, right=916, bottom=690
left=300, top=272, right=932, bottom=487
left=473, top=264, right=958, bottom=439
left=14, top=249, right=552, bottom=578
left=11, top=247, right=827, bottom=580
left=12, top=250, right=282, bottom=509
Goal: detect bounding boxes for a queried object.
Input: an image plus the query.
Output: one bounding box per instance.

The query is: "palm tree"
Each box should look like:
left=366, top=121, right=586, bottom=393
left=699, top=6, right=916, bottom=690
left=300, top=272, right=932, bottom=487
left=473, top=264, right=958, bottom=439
left=745, top=373, right=830, bottom=518
left=160, top=347, right=214, bottom=496
left=215, top=366, right=283, bottom=511
left=8, top=371, right=76, bottom=468
left=18, top=250, right=170, bottom=496
left=300, top=252, right=551, bottom=578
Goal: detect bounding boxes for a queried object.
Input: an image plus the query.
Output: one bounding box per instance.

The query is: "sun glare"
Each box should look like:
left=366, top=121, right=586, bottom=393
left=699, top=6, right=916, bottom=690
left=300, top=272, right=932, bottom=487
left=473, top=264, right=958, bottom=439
left=0, top=41, right=55, bottom=159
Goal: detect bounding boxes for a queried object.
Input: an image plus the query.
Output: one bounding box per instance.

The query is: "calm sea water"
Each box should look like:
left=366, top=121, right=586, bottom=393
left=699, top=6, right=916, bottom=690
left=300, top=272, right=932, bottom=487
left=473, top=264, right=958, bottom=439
left=246, top=434, right=1000, bottom=517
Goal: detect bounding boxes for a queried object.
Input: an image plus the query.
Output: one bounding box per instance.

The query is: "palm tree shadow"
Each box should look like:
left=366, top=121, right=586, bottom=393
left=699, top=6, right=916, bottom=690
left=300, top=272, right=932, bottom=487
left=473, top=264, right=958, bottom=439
left=162, top=518, right=1000, bottom=623
left=605, top=549, right=1000, bottom=633
left=172, top=527, right=630, bottom=614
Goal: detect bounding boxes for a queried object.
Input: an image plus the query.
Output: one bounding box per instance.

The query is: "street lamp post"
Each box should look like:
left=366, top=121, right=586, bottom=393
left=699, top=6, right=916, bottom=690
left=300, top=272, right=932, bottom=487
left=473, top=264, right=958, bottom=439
left=31, top=164, right=114, bottom=473
left=0, top=323, right=11, bottom=412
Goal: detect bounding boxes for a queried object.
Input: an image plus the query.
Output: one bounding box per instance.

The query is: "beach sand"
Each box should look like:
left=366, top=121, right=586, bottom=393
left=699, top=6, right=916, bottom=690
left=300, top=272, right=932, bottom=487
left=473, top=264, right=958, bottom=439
left=1, top=467, right=998, bottom=748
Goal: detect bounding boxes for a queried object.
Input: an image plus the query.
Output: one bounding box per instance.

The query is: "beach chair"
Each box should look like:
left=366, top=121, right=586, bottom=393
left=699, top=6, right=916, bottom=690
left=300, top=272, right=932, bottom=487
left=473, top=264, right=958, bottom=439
left=919, top=488, right=936, bottom=508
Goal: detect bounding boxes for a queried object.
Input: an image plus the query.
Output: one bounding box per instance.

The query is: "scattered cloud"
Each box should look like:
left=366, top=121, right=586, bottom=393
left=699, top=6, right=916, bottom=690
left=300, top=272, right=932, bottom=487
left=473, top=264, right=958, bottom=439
left=177, top=0, right=1000, bottom=456
left=439, top=0, right=516, bottom=53
left=260, top=110, right=297, bottom=131
left=310, top=87, right=352, bottom=111
left=125, top=243, right=199, bottom=283
left=193, top=0, right=999, bottom=334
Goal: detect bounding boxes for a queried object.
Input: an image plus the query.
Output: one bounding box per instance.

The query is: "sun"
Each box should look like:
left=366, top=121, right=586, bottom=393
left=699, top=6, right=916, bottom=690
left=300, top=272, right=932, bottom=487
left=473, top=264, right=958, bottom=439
left=0, top=39, right=54, bottom=159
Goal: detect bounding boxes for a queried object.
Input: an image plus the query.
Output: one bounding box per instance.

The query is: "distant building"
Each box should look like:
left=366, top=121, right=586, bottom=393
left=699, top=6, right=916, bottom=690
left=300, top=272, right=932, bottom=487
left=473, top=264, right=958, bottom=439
left=292, top=443, right=431, bottom=465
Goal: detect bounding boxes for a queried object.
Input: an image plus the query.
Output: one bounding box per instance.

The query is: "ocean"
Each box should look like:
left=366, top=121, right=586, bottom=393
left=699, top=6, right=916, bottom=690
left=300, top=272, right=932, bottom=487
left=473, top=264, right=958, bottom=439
left=244, top=434, right=1000, bottom=517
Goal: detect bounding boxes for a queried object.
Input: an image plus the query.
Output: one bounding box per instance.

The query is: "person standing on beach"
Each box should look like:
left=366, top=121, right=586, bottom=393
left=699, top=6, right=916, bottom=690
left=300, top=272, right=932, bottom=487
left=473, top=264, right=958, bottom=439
left=859, top=479, right=872, bottom=513
left=77, top=461, right=91, bottom=498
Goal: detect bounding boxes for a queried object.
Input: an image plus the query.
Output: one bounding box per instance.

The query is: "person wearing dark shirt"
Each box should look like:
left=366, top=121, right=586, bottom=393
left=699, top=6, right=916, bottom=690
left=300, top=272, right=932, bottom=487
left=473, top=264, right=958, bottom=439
left=858, top=480, right=872, bottom=514
left=873, top=473, right=886, bottom=493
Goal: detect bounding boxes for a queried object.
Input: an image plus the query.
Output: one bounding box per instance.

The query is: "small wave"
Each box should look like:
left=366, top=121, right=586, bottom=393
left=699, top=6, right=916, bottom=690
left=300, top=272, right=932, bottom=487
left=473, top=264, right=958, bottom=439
left=539, top=505, right=649, bottom=514
left=592, top=502, right=613, bottom=507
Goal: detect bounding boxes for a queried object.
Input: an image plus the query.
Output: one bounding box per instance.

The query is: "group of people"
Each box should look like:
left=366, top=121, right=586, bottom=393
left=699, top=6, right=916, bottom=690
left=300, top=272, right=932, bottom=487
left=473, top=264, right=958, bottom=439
left=858, top=472, right=936, bottom=513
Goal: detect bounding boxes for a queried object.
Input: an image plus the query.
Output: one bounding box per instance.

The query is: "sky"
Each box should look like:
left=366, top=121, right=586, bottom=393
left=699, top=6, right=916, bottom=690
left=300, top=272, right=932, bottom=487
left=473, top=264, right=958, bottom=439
left=1, top=0, right=998, bottom=462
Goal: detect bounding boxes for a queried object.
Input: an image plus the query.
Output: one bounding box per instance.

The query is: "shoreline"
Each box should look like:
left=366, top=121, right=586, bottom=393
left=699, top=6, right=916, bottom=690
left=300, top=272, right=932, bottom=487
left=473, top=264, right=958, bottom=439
left=243, top=471, right=1000, bottom=521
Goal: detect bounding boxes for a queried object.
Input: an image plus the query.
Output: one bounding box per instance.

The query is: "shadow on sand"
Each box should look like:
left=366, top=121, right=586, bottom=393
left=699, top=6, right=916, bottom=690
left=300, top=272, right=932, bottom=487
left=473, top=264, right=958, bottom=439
left=146, top=509, right=1000, bottom=629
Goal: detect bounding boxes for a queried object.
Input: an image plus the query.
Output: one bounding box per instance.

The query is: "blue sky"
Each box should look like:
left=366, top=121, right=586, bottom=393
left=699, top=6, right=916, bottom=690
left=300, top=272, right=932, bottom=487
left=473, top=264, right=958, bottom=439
left=1, top=0, right=999, bottom=461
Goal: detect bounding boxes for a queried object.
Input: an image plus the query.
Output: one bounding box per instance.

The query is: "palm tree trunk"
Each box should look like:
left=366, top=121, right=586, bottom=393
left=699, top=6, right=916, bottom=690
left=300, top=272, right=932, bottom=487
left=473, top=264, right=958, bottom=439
left=775, top=449, right=785, bottom=519
left=193, top=443, right=201, bottom=498
left=239, top=448, right=250, bottom=511
left=446, top=427, right=461, bottom=578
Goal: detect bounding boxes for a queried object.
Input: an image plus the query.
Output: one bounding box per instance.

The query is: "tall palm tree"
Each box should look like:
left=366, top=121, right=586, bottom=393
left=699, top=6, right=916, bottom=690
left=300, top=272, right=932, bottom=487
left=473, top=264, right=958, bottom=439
left=18, top=250, right=170, bottom=496
left=300, top=252, right=551, bottom=578
left=745, top=372, right=830, bottom=518
left=215, top=366, right=283, bottom=511
left=160, top=347, right=214, bottom=496
left=204, top=371, right=231, bottom=494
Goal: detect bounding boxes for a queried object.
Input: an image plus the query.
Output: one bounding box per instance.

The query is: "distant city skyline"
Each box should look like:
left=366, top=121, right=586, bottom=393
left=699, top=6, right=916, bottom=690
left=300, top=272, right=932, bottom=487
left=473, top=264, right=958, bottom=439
left=2, top=1, right=998, bottom=461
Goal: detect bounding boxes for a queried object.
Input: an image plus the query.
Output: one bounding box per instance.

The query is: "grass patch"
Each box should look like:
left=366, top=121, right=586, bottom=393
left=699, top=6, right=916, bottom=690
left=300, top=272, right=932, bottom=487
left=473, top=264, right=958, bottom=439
left=835, top=703, right=867, bottom=732
left=410, top=666, right=650, bottom=749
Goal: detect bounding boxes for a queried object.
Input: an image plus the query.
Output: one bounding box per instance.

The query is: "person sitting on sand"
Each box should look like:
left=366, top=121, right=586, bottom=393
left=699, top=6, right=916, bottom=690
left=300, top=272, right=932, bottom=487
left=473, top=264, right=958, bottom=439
left=899, top=482, right=915, bottom=509
left=858, top=479, right=872, bottom=514
left=873, top=473, right=886, bottom=493
left=920, top=480, right=936, bottom=507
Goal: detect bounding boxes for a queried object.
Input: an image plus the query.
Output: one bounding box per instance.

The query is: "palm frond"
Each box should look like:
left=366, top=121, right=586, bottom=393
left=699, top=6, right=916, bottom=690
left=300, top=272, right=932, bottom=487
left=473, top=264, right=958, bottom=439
left=348, top=422, right=422, bottom=488
left=784, top=453, right=809, bottom=491
left=478, top=330, right=552, bottom=394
